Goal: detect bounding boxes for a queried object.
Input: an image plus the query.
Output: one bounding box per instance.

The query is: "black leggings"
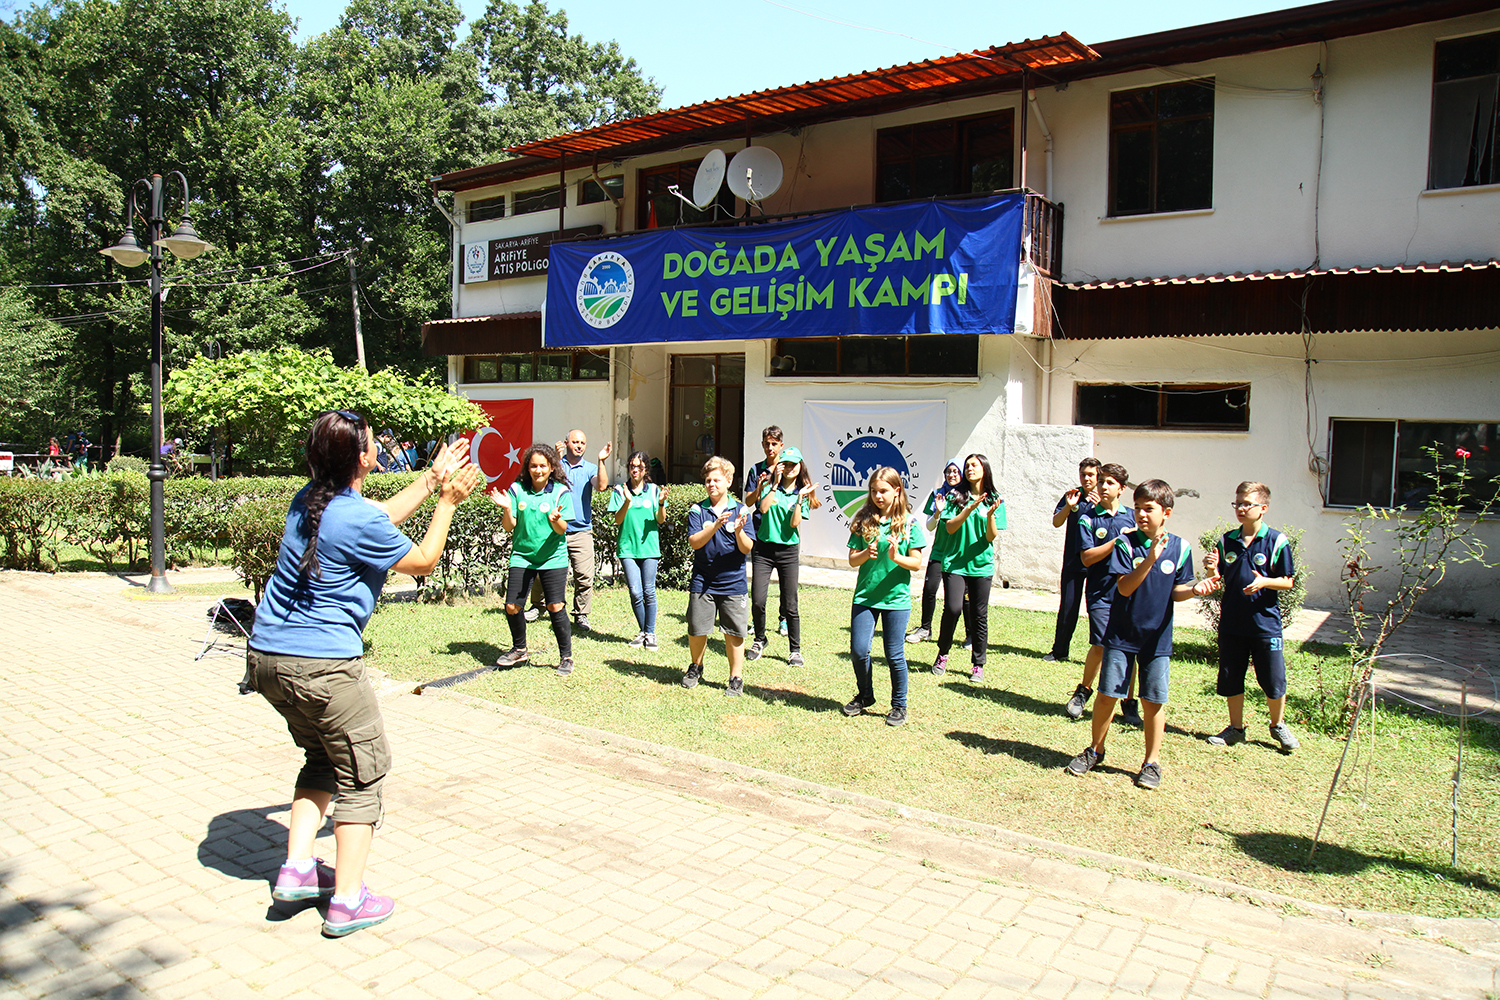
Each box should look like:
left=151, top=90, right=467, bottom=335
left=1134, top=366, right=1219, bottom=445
left=919, top=557, right=973, bottom=637
left=505, top=565, right=571, bottom=657
left=751, top=541, right=800, bottom=649
left=937, top=572, right=991, bottom=666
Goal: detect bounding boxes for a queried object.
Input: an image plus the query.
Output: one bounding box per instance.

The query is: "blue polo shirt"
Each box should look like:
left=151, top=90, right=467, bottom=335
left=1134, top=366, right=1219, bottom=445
left=688, top=499, right=756, bottom=594
left=1103, top=531, right=1194, bottom=658
left=1055, top=492, right=1100, bottom=576
left=742, top=459, right=775, bottom=533
left=251, top=487, right=412, bottom=658
left=1078, top=506, right=1137, bottom=609
left=560, top=456, right=598, bottom=534
left=1216, top=524, right=1294, bottom=637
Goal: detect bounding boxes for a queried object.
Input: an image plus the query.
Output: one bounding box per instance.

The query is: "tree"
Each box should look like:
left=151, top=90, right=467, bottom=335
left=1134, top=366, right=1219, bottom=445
left=162, top=345, right=487, bottom=471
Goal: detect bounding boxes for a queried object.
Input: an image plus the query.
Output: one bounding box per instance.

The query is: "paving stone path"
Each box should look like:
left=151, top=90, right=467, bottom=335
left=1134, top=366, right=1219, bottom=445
left=2, top=570, right=1497, bottom=999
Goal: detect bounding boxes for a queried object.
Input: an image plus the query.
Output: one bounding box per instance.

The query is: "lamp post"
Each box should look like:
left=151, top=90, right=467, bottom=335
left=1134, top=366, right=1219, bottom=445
left=100, top=171, right=213, bottom=594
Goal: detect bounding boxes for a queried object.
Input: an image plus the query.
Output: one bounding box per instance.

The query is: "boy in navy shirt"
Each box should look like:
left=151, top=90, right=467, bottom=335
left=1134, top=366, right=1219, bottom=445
left=1066, top=480, right=1197, bottom=790
left=1198, top=481, right=1299, bottom=751
left=684, top=456, right=756, bottom=696
left=1046, top=458, right=1101, bottom=663
left=1065, top=463, right=1137, bottom=721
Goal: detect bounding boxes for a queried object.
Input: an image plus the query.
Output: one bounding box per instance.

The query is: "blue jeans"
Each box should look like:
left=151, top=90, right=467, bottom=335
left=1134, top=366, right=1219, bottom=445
left=620, top=557, right=659, bottom=633
left=851, top=604, right=910, bottom=710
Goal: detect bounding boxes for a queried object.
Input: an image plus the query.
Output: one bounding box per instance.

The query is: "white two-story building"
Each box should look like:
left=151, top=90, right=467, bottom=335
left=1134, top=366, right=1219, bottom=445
left=427, top=0, right=1500, bottom=618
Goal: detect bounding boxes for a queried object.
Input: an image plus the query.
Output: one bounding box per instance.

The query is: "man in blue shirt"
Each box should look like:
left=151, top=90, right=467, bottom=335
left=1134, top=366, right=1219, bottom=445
left=528, top=429, right=611, bottom=631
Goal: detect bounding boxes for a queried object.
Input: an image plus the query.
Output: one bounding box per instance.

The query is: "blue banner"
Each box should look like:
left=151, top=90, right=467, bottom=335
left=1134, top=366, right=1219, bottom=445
left=543, top=194, right=1024, bottom=348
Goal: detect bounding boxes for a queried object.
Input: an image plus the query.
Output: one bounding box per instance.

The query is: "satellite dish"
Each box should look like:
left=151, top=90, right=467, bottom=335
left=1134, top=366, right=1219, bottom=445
left=692, top=149, right=727, bottom=209
left=726, top=146, right=783, bottom=204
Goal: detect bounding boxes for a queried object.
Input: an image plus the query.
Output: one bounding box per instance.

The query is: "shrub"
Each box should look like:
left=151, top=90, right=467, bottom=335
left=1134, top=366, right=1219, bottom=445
left=106, top=455, right=149, bottom=475
left=229, top=496, right=292, bottom=601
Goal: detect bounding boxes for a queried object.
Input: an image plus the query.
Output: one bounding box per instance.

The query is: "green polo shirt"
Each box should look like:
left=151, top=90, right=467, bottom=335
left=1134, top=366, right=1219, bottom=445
left=848, top=517, right=928, bottom=610
left=607, top=483, right=663, bottom=559
left=758, top=486, right=808, bottom=546
left=939, top=493, right=1005, bottom=577
left=507, top=480, right=573, bottom=570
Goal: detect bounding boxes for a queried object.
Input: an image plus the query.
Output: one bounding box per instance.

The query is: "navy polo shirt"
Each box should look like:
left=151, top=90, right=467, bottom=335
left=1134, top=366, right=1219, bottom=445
left=688, top=500, right=756, bottom=595
left=1055, top=492, right=1100, bottom=576
left=560, top=456, right=598, bottom=534
left=742, top=459, right=774, bottom=532
left=1103, top=531, right=1195, bottom=658
left=1216, top=524, right=1295, bottom=637
left=1078, top=506, right=1138, bottom=609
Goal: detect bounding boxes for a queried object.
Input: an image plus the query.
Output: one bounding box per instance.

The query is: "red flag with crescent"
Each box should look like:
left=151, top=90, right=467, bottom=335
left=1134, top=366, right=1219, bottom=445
left=459, top=399, right=533, bottom=495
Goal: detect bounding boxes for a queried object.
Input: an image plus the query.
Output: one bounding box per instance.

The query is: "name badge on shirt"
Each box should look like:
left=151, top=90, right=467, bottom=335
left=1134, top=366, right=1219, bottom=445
left=1224, top=552, right=1238, bottom=563
left=1253, top=553, right=1266, bottom=566
left=1158, top=559, right=1176, bottom=574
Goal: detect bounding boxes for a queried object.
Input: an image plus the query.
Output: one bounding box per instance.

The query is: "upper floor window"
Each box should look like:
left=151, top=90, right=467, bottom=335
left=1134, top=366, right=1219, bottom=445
left=1430, top=32, right=1500, bottom=189
left=876, top=112, right=1014, bottom=202
left=580, top=175, right=624, bottom=204
left=1109, top=79, right=1215, bottom=216
left=467, top=196, right=506, bottom=223
left=513, top=186, right=562, bottom=216
left=771, top=336, right=979, bottom=377
left=638, top=160, right=735, bottom=229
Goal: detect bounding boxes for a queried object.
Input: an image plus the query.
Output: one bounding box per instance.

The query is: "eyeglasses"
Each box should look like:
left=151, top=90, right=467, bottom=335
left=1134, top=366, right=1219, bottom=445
left=1231, top=501, right=1264, bottom=510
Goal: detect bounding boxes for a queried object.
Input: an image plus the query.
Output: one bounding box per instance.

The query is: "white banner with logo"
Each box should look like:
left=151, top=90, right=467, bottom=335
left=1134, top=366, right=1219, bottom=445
left=800, top=400, right=947, bottom=560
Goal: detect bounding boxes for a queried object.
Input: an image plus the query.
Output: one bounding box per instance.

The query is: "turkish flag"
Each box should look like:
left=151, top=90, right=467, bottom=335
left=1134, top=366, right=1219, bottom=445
left=459, top=399, right=533, bottom=495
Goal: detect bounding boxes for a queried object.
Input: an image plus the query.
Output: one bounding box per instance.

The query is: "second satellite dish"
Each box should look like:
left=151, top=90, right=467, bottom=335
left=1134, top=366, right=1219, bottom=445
left=727, top=146, right=783, bottom=203
left=692, top=149, right=727, bottom=209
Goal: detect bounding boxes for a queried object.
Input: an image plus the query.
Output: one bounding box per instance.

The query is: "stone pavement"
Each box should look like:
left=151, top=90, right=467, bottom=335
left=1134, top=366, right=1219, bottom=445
left=2, top=569, right=1498, bottom=1000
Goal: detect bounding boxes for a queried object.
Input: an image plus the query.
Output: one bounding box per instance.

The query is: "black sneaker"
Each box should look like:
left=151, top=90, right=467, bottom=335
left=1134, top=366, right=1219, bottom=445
left=1065, top=745, right=1104, bottom=776
left=1042, top=652, right=1060, bottom=663
left=1119, top=699, right=1144, bottom=727
left=960, top=639, right=973, bottom=651
left=555, top=657, right=574, bottom=676
left=1135, top=762, right=1162, bottom=790
left=724, top=676, right=744, bottom=697
left=787, top=652, right=804, bottom=667
left=841, top=694, right=875, bottom=717
left=682, top=663, right=703, bottom=689
left=494, top=647, right=530, bottom=668
left=1065, top=684, right=1092, bottom=719
left=885, top=706, right=907, bottom=727
left=745, top=640, right=764, bottom=661
left=1207, top=725, right=1247, bottom=747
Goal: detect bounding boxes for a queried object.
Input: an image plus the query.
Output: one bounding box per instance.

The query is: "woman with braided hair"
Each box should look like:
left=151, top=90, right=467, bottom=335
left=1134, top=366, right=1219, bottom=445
left=247, top=409, right=480, bottom=937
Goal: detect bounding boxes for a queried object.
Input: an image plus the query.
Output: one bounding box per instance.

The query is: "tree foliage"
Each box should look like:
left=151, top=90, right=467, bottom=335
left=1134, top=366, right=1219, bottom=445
left=163, top=345, right=489, bottom=470
left=0, top=0, right=659, bottom=453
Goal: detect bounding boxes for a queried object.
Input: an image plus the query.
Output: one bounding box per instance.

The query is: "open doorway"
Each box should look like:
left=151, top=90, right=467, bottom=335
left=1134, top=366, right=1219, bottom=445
left=668, top=353, right=744, bottom=485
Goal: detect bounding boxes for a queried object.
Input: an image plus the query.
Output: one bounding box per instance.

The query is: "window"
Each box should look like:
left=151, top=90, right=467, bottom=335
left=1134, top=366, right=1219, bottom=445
left=1109, top=79, right=1214, bottom=216
left=1429, top=32, right=1500, bottom=189
left=1327, top=419, right=1500, bottom=509
left=467, top=196, right=506, bottom=223
left=579, top=175, right=624, bottom=204
left=771, top=336, right=979, bottom=377
left=513, top=186, right=562, bottom=216
left=462, top=351, right=609, bottom=383
left=1074, top=383, right=1249, bottom=429
left=875, top=112, right=1014, bottom=203
left=638, top=160, right=736, bottom=229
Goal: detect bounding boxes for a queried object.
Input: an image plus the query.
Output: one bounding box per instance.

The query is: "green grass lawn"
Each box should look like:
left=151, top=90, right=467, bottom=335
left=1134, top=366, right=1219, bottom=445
left=364, top=582, right=1500, bottom=918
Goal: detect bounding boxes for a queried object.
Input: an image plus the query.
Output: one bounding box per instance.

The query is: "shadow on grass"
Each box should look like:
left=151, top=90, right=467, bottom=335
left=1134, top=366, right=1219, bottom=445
left=605, top=657, right=691, bottom=689
left=1232, top=831, right=1500, bottom=892
left=749, top=684, right=844, bottom=714
left=946, top=682, right=1064, bottom=719
left=443, top=640, right=506, bottom=666
left=948, top=730, right=1074, bottom=770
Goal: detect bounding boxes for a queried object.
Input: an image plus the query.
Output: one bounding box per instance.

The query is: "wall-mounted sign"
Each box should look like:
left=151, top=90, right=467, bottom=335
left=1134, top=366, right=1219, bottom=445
left=462, top=226, right=603, bottom=284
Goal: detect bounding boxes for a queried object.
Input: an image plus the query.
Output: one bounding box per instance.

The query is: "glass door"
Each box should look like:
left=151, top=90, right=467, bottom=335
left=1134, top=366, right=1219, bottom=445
left=668, top=354, right=744, bottom=485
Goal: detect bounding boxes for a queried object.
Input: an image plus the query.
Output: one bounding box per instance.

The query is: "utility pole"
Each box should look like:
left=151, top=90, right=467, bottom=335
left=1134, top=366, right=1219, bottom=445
left=348, top=249, right=367, bottom=371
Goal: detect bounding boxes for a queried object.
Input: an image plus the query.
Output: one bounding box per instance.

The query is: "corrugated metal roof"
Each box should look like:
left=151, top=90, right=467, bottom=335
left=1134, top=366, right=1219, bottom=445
left=1064, top=258, right=1500, bottom=290
left=504, top=35, right=1098, bottom=160
left=421, top=312, right=542, bottom=356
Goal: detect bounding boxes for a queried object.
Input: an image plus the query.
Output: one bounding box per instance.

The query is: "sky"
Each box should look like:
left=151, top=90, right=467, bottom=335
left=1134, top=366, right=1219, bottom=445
left=280, top=0, right=1298, bottom=108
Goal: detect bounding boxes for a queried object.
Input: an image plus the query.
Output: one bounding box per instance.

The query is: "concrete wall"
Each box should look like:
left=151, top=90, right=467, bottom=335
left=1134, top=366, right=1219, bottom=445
left=1046, top=329, right=1500, bottom=620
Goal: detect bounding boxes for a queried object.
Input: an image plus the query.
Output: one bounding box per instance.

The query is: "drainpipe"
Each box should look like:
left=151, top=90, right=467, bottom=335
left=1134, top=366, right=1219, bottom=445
left=1027, top=89, right=1054, bottom=199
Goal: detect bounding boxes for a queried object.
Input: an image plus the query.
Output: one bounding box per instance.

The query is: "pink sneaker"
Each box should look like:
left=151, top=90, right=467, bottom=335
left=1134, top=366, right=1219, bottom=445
left=322, top=886, right=396, bottom=937
left=271, top=859, right=334, bottom=901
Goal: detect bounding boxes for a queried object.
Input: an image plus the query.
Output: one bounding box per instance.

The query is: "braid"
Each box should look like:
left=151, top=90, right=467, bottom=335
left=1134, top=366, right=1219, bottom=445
left=297, top=410, right=368, bottom=579
left=297, top=481, right=342, bottom=578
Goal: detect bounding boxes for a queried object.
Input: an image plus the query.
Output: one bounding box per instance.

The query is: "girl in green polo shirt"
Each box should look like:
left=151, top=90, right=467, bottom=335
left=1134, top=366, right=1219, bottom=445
left=933, top=453, right=1006, bottom=683
left=841, top=467, right=926, bottom=727
left=748, top=445, right=820, bottom=667
left=609, top=450, right=669, bottom=651
left=491, top=444, right=576, bottom=674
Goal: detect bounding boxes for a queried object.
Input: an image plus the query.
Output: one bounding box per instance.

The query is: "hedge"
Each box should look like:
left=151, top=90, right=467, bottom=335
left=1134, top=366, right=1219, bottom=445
left=0, top=472, right=709, bottom=599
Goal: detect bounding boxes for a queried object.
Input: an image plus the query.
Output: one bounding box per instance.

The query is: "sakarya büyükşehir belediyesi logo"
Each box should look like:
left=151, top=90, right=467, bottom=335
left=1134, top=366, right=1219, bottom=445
left=575, top=251, right=635, bottom=328
left=822, top=426, right=921, bottom=526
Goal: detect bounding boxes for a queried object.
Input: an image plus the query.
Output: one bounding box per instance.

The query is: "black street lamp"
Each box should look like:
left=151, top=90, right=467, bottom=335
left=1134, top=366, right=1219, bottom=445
left=100, top=171, right=213, bottom=594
